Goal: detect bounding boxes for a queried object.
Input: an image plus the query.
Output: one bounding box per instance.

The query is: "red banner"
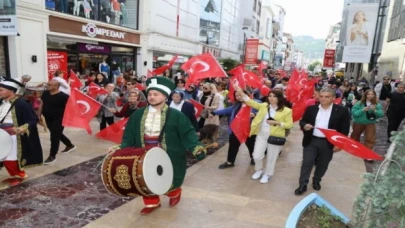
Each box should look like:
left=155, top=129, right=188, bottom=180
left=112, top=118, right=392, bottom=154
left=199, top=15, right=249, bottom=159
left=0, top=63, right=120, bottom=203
left=323, top=49, right=336, bottom=68
left=47, top=51, right=68, bottom=81
left=244, top=39, right=259, bottom=64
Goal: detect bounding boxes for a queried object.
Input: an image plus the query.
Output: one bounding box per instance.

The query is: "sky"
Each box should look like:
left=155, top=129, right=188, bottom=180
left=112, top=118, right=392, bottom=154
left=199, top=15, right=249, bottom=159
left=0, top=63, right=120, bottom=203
left=273, top=0, right=345, bottom=39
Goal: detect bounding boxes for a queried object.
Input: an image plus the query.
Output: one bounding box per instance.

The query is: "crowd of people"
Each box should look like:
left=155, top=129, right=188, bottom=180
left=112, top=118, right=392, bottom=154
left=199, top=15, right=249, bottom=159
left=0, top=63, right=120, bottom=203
left=0, top=67, right=404, bottom=207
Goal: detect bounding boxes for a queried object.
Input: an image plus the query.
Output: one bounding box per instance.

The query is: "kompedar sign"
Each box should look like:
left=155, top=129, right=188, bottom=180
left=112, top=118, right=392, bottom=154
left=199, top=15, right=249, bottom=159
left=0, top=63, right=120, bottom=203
left=49, top=16, right=140, bottom=45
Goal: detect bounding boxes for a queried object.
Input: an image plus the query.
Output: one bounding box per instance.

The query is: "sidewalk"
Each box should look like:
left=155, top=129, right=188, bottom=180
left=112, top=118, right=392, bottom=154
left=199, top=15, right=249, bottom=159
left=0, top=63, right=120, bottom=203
left=84, top=128, right=366, bottom=228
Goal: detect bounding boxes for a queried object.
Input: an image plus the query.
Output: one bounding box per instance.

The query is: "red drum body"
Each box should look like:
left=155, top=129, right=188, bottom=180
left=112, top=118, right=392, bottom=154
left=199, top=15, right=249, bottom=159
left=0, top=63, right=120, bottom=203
left=101, top=147, right=174, bottom=197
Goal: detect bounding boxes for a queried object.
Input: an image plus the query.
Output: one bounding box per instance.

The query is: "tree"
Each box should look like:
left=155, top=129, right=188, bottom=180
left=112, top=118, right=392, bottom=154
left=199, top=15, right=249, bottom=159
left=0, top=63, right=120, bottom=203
left=219, top=58, right=240, bottom=72
left=351, top=129, right=405, bottom=228
left=308, top=60, right=322, bottom=72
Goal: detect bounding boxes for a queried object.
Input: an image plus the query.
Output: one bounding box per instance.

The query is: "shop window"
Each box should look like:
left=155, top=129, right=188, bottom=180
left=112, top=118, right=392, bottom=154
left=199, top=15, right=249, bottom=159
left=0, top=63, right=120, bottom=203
left=45, top=0, right=139, bottom=30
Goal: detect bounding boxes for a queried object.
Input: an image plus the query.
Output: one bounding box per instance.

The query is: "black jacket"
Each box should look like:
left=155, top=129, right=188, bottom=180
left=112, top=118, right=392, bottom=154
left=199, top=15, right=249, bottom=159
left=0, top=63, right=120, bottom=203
left=299, top=104, right=350, bottom=148
left=168, top=101, right=199, bottom=132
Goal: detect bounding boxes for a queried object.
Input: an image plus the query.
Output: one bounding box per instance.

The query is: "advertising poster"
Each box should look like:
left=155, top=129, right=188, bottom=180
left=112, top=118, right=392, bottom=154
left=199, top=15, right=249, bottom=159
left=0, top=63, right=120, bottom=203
left=47, top=51, right=68, bottom=81
left=323, top=49, right=336, bottom=68
left=245, top=39, right=259, bottom=64
left=0, top=0, right=17, bottom=36
left=342, top=3, right=379, bottom=63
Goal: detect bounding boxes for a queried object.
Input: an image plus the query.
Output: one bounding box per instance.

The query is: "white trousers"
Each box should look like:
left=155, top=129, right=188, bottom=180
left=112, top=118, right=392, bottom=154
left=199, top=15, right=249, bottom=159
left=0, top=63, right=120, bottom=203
left=253, top=132, right=282, bottom=176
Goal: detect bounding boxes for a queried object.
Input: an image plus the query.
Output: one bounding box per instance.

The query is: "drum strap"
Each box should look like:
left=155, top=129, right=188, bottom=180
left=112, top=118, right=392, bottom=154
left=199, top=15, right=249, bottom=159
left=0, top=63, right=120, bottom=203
left=158, top=108, right=171, bottom=143
left=0, top=101, right=16, bottom=124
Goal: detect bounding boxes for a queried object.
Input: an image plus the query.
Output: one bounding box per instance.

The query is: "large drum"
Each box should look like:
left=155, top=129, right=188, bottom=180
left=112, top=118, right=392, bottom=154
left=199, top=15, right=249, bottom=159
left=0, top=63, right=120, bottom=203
left=101, top=147, right=174, bottom=197
left=0, top=123, right=14, bottom=161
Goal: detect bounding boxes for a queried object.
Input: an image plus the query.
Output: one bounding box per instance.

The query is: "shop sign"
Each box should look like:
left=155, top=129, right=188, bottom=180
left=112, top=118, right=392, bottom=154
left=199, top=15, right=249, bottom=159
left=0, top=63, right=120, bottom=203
left=0, top=1, right=17, bottom=36
left=323, top=49, right=336, bottom=68
left=82, top=23, right=125, bottom=39
left=77, top=43, right=112, bottom=54
left=47, top=51, right=68, bottom=81
left=244, top=39, right=259, bottom=64
left=202, top=45, right=221, bottom=58
left=261, top=50, right=271, bottom=61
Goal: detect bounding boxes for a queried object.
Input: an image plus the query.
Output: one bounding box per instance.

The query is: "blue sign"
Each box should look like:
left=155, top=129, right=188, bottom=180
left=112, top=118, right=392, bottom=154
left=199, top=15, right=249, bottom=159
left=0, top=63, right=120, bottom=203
left=261, top=50, right=271, bottom=61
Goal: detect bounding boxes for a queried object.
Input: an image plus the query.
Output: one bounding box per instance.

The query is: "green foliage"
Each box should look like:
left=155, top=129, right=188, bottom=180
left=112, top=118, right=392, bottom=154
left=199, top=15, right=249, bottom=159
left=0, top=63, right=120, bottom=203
left=318, top=206, right=344, bottom=228
left=351, top=129, right=405, bottom=227
left=219, top=58, right=240, bottom=72
left=308, top=60, right=322, bottom=72
left=293, top=35, right=325, bottom=61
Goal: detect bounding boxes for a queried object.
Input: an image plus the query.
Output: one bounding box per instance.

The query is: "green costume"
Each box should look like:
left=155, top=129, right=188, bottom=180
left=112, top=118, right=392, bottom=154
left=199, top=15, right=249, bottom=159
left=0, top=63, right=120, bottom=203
left=120, top=104, right=205, bottom=189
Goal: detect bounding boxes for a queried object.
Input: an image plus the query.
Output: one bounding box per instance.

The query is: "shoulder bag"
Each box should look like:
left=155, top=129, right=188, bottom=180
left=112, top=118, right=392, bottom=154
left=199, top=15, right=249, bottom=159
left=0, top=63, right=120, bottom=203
left=266, top=106, right=286, bottom=146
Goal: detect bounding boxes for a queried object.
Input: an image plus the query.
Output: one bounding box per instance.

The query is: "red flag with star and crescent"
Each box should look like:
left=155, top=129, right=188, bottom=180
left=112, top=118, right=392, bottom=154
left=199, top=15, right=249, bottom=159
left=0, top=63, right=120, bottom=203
left=230, top=104, right=251, bottom=143
left=62, top=89, right=102, bottom=134
left=69, top=69, right=83, bottom=90
left=188, top=99, right=204, bottom=118
left=96, top=118, right=129, bottom=143
left=318, top=128, right=383, bottom=160
left=88, top=82, right=109, bottom=98
left=182, top=53, right=227, bottom=86
left=153, top=54, right=179, bottom=75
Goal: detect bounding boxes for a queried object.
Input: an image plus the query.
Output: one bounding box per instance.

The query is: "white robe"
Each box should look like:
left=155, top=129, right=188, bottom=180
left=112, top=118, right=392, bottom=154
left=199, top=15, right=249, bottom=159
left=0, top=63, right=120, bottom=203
left=0, top=101, right=17, bottom=161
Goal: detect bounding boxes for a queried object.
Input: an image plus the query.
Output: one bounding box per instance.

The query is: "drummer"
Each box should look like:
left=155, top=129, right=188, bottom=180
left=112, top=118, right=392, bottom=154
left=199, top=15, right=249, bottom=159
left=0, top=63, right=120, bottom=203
left=0, top=77, right=43, bottom=187
left=109, top=76, right=206, bottom=215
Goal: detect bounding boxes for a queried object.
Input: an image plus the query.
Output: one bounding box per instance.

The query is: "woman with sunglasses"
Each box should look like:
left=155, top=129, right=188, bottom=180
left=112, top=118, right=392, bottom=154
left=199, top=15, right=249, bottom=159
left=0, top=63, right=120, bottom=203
left=234, top=84, right=293, bottom=184
left=198, top=83, right=221, bottom=128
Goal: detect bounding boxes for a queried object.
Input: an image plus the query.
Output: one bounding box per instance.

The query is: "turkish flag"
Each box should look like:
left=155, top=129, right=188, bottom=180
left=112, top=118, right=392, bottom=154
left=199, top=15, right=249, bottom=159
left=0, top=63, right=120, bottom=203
left=153, top=54, right=178, bottom=75
left=188, top=99, right=204, bottom=118
left=181, top=53, right=227, bottom=81
left=147, top=69, right=154, bottom=78
left=135, top=83, right=146, bottom=91
left=62, top=89, right=102, bottom=134
left=292, top=99, right=306, bottom=122
left=96, top=118, right=129, bottom=144
left=88, top=82, right=109, bottom=98
left=69, top=69, right=83, bottom=90
left=260, top=85, right=271, bottom=97
left=230, top=104, right=251, bottom=143
left=334, top=97, right=343, bottom=105
left=243, top=70, right=262, bottom=89
left=318, top=128, right=383, bottom=160
left=258, top=61, right=267, bottom=78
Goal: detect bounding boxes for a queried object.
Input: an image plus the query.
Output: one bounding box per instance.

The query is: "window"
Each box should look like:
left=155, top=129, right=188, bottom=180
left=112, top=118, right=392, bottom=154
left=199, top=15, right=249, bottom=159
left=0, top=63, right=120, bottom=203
left=200, top=0, right=223, bottom=47
left=388, top=0, right=404, bottom=41
left=258, top=1, right=262, bottom=16
left=253, top=0, right=257, bottom=12
left=256, top=20, right=260, bottom=35
left=45, top=0, right=140, bottom=30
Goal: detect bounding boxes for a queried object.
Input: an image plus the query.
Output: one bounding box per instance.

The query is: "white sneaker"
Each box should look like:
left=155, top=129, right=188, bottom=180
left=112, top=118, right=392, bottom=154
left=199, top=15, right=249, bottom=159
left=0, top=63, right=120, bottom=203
left=252, top=170, right=263, bottom=180
left=260, top=175, right=270, bottom=184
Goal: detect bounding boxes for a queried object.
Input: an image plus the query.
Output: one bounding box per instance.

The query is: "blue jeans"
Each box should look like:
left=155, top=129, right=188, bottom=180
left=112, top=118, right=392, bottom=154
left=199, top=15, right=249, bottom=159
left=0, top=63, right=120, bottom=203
left=60, top=0, right=68, bottom=13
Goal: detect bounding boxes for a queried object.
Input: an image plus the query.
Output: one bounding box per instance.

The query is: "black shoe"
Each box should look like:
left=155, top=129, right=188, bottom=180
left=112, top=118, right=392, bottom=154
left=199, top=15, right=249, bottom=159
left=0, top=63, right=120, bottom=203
left=61, top=145, right=76, bottom=154
left=218, top=162, right=235, bottom=169
left=279, top=150, right=282, bottom=156
left=44, top=156, right=56, bottom=165
left=294, top=185, right=307, bottom=195
left=250, top=159, right=255, bottom=166
left=312, top=182, right=321, bottom=191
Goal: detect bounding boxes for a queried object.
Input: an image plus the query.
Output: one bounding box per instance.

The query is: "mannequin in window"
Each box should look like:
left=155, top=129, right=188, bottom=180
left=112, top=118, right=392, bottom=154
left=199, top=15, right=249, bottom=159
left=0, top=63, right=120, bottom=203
left=83, top=0, right=93, bottom=18
left=0, top=0, right=12, bottom=10
left=111, top=60, right=121, bottom=84
left=100, top=0, right=111, bottom=23
left=119, top=0, right=127, bottom=26
left=111, top=0, right=121, bottom=25
left=73, top=0, right=84, bottom=16
left=99, top=59, right=110, bottom=81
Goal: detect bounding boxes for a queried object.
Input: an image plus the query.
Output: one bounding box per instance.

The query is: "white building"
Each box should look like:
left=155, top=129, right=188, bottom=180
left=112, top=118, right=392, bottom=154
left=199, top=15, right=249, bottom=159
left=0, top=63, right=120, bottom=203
left=217, top=0, right=242, bottom=60
left=142, top=0, right=201, bottom=75
left=258, top=1, right=275, bottom=64
left=272, top=5, right=286, bottom=69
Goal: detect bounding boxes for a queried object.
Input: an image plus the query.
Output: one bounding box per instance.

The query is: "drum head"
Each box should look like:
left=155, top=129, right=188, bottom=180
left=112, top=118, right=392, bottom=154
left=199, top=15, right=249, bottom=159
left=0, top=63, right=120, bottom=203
left=143, top=147, right=174, bottom=195
left=0, top=129, right=13, bottom=160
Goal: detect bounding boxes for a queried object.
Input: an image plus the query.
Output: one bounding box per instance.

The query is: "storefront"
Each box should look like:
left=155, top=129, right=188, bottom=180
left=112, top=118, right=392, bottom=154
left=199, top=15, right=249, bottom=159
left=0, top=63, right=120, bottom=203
left=47, top=16, right=140, bottom=79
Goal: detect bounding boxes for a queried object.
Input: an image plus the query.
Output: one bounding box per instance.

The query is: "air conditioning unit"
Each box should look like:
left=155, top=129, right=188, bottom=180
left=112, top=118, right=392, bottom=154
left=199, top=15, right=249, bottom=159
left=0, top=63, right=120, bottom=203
left=243, top=18, right=253, bottom=27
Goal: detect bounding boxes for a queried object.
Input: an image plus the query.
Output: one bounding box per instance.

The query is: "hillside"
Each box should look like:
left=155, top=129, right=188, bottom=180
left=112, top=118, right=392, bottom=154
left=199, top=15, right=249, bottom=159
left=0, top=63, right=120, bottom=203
left=293, top=36, right=325, bottom=61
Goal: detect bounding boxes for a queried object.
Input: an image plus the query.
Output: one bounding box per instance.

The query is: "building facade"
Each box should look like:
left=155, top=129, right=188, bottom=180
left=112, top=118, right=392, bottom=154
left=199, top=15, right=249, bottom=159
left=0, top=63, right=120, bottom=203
left=257, top=2, right=274, bottom=64
left=217, top=0, right=241, bottom=60
left=1, top=0, right=142, bottom=83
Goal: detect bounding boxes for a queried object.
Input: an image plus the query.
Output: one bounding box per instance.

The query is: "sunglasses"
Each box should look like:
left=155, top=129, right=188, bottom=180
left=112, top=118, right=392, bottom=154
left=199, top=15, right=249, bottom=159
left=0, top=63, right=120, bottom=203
left=203, top=87, right=209, bottom=90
